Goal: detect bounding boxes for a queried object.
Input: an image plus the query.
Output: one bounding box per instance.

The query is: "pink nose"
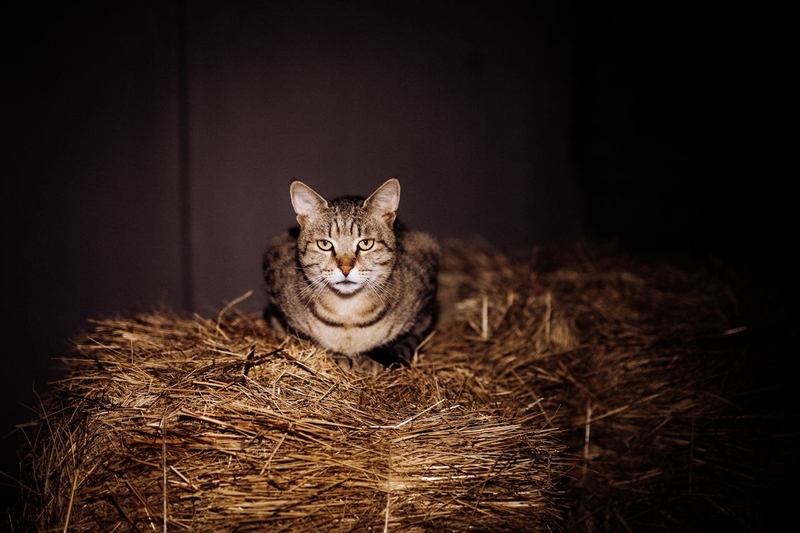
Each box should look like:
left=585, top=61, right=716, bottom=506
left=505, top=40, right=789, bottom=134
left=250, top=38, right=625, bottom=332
left=340, top=265, right=352, bottom=276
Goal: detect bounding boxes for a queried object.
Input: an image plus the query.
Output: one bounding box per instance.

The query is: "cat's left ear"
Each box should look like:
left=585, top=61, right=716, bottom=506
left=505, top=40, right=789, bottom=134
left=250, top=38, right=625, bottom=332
left=364, top=178, right=400, bottom=226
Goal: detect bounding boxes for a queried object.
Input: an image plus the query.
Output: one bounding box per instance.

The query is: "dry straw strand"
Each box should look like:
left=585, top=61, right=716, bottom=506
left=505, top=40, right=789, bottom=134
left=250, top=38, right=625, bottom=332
left=13, top=238, right=792, bottom=532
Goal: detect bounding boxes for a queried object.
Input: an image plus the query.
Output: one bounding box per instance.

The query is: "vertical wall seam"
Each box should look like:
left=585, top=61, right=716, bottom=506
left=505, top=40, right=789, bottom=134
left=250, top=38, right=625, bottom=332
left=176, top=0, right=194, bottom=311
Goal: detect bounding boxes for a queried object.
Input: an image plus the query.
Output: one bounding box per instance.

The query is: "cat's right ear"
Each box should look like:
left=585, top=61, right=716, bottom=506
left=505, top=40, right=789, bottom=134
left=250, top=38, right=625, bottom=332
left=364, top=178, right=401, bottom=226
left=290, top=181, right=328, bottom=227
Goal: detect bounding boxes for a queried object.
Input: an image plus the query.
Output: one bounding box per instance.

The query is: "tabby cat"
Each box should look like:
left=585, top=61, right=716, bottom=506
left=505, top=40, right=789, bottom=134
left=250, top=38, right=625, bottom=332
left=262, top=178, right=439, bottom=367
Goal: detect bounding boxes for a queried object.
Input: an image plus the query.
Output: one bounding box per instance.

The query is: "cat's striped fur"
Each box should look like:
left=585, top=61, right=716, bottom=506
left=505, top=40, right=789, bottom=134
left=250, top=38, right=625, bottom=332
left=262, top=178, right=439, bottom=367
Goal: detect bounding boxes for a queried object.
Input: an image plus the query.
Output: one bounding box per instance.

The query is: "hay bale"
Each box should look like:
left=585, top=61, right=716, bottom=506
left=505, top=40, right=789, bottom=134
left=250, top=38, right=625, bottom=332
left=15, top=239, right=796, bottom=531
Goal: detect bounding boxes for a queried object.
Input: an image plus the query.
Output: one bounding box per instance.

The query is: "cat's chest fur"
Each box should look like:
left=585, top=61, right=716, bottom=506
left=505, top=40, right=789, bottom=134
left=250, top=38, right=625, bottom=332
left=303, top=289, right=403, bottom=355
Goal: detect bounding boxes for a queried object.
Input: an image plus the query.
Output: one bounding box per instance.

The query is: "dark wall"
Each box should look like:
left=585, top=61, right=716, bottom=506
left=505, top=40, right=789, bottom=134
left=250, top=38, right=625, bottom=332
left=185, top=1, right=580, bottom=311
left=574, top=5, right=790, bottom=261
left=3, top=0, right=578, bottom=509
left=4, top=1, right=185, bottom=511
left=3, top=0, right=788, bottom=514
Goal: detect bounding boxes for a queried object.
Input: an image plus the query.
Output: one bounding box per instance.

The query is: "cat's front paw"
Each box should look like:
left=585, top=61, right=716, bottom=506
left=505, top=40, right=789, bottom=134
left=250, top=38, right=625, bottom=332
left=333, top=353, right=386, bottom=376
left=262, top=304, right=289, bottom=336
left=364, top=345, right=413, bottom=369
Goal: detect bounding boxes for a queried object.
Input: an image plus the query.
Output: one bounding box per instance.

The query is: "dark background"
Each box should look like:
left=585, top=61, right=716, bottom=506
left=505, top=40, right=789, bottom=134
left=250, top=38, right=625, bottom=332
left=2, top=0, right=792, bottom=517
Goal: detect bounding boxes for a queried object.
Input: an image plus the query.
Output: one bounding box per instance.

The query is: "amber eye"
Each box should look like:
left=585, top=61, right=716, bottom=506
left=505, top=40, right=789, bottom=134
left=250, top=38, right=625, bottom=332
left=317, top=240, right=333, bottom=251
left=357, top=239, right=374, bottom=251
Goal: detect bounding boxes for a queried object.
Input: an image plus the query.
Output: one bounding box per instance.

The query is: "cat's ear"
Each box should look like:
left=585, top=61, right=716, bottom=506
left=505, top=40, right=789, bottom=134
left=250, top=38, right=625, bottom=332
left=290, top=181, right=328, bottom=227
left=364, top=178, right=400, bottom=226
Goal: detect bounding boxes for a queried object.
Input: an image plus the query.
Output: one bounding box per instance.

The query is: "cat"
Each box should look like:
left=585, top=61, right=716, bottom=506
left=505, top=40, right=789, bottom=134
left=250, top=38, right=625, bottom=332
left=262, top=178, right=440, bottom=368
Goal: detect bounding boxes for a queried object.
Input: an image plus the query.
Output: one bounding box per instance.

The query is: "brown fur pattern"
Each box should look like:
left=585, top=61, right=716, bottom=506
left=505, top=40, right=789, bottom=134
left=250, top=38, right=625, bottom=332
left=263, top=179, right=439, bottom=367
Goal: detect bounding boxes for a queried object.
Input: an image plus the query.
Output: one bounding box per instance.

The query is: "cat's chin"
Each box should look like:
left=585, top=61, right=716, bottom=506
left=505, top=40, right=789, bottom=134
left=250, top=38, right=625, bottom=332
left=331, top=281, right=362, bottom=295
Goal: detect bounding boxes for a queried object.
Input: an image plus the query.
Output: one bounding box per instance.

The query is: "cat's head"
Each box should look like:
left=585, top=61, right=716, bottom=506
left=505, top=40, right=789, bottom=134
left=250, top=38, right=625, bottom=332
left=290, top=179, right=400, bottom=295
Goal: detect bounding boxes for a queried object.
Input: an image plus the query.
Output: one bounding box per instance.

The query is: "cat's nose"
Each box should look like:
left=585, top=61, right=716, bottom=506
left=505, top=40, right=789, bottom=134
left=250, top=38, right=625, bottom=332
left=340, top=265, right=352, bottom=277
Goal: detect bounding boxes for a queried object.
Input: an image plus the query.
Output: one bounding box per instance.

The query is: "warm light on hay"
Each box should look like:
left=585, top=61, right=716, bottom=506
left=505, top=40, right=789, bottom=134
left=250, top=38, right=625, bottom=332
left=14, top=239, right=793, bottom=532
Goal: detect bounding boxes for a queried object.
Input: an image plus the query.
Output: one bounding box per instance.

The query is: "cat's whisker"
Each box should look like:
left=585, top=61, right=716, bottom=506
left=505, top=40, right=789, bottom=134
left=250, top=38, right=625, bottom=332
left=289, top=275, right=327, bottom=304
left=363, top=280, right=389, bottom=305
left=301, top=284, right=327, bottom=314
left=367, top=277, right=402, bottom=304
left=301, top=279, right=327, bottom=301
left=364, top=278, right=388, bottom=300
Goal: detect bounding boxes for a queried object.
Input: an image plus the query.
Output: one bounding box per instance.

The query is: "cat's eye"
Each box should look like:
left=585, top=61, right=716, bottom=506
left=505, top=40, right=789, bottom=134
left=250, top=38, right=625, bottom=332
left=317, top=240, right=333, bottom=251
left=357, top=239, right=374, bottom=251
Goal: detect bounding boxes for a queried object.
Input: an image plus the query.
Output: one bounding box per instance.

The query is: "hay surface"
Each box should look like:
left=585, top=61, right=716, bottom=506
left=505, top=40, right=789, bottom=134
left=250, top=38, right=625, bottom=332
left=15, top=239, right=797, bottom=532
